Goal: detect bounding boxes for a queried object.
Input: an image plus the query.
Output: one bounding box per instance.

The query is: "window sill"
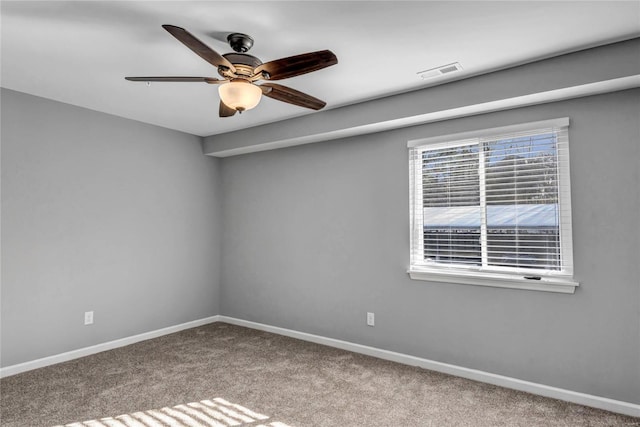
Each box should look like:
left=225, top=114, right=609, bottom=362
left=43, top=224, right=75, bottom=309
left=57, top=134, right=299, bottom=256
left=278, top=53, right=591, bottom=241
left=408, top=267, right=578, bottom=294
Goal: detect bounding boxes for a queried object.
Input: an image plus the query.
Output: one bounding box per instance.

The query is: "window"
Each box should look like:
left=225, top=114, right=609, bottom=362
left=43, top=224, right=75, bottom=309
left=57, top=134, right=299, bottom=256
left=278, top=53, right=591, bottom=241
left=408, top=118, right=578, bottom=293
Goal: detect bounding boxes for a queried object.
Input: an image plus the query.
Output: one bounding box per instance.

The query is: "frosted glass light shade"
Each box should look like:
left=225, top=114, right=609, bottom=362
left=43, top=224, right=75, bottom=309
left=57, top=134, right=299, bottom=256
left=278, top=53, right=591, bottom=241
left=218, top=80, right=262, bottom=112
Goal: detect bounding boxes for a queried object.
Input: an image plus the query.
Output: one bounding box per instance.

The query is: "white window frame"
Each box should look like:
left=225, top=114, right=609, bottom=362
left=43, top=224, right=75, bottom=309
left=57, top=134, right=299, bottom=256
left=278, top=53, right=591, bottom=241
left=408, top=118, right=578, bottom=293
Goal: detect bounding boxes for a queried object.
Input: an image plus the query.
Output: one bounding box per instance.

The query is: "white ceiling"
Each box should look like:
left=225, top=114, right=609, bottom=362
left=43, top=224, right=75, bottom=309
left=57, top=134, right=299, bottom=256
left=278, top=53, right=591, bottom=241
left=2, top=1, right=638, bottom=137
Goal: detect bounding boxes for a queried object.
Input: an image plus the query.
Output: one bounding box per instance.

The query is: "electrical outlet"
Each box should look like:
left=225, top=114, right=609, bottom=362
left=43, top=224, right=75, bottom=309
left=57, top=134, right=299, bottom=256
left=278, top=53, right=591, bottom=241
left=367, top=312, right=375, bottom=327
left=84, top=311, right=94, bottom=325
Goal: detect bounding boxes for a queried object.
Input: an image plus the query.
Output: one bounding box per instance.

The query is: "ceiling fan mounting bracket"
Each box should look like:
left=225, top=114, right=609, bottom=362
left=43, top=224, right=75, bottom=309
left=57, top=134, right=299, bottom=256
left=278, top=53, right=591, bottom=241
left=227, top=33, right=254, bottom=53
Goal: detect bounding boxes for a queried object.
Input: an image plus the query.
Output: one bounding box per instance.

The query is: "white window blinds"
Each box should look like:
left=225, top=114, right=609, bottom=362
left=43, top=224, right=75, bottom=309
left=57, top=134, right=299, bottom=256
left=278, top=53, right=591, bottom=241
left=409, top=118, right=574, bottom=280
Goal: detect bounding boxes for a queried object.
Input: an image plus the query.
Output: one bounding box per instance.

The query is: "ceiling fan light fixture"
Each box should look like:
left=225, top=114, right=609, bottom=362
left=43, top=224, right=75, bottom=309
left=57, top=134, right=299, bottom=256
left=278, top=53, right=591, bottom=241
left=218, top=79, right=262, bottom=112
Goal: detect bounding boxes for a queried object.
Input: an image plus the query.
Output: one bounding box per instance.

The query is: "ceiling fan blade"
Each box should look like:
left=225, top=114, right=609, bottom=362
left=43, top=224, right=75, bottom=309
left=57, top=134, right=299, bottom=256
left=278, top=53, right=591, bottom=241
left=162, top=25, right=236, bottom=73
left=260, top=83, right=326, bottom=110
left=255, top=50, right=337, bottom=80
left=125, top=77, right=225, bottom=83
left=219, top=101, right=237, bottom=117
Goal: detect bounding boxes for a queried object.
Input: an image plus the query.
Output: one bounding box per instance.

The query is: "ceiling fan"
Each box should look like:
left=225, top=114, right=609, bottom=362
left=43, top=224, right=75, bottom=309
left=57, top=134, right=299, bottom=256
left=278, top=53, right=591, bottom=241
left=125, top=25, right=338, bottom=117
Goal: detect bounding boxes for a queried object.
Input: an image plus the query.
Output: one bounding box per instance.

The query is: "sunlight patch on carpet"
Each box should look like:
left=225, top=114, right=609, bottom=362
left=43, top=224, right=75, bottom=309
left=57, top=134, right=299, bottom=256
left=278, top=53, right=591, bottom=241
left=53, top=397, right=292, bottom=427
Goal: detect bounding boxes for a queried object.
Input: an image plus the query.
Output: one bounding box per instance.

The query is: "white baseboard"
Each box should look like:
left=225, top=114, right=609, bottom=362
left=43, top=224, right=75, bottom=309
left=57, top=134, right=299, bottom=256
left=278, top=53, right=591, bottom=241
left=2, top=314, right=638, bottom=418
left=218, top=316, right=640, bottom=419
left=0, top=315, right=220, bottom=378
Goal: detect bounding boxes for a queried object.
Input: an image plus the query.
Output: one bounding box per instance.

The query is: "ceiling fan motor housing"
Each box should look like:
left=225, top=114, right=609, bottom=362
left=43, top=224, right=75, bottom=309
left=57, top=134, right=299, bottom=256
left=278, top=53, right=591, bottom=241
left=220, top=53, right=263, bottom=78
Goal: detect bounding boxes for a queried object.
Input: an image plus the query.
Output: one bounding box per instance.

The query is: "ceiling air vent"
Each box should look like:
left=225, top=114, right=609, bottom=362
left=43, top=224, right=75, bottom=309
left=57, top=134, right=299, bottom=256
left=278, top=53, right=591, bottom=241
left=417, top=62, right=463, bottom=80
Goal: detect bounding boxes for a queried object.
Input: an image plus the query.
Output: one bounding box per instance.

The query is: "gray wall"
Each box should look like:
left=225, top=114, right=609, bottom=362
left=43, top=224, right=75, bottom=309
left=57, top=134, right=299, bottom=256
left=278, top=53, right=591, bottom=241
left=1, top=89, right=222, bottom=366
left=219, top=89, right=640, bottom=404
left=2, top=46, right=638, bottom=406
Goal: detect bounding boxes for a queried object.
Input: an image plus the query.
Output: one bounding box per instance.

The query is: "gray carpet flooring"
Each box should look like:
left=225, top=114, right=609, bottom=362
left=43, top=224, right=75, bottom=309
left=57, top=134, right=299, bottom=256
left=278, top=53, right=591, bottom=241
left=1, top=322, right=638, bottom=426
